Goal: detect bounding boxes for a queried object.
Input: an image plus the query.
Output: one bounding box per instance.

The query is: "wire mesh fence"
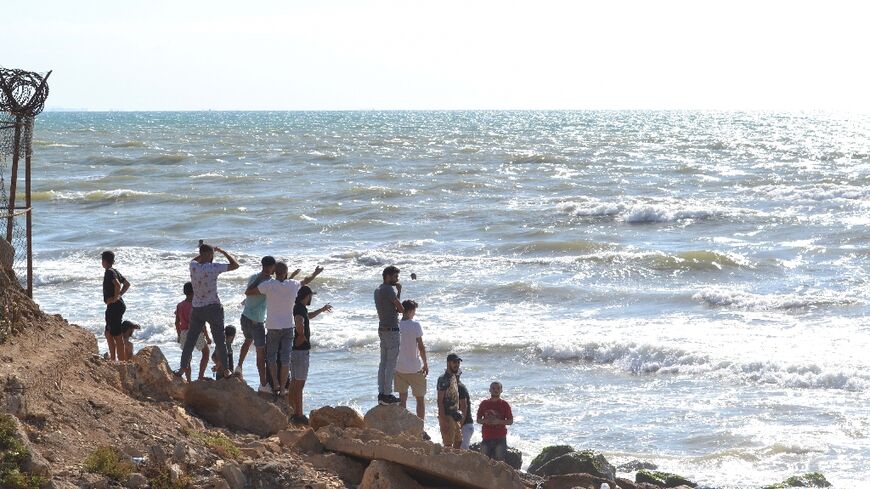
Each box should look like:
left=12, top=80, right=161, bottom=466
left=0, top=67, right=50, bottom=339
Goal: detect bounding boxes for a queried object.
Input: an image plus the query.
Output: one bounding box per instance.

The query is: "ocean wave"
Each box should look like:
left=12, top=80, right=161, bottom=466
left=751, top=184, right=870, bottom=202
left=558, top=201, right=624, bottom=217
left=81, top=153, right=189, bottom=166
left=31, top=189, right=161, bottom=202
left=692, top=288, right=854, bottom=311
left=302, top=330, right=870, bottom=392
left=190, top=172, right=227, bottom=179
left=623, top=204, right=718, bottom=223
left=559, top=200, right=727, bottom=224
left=649, top=251, right=749, bottom=271
left=107, top=141, right=148, bottom=148
left=536, top=340, right=870, bottom=391
left=502, top=240, right=609, bottom=254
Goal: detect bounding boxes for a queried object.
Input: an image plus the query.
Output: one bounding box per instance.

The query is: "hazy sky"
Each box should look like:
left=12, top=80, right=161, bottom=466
left=2, top=0, right=868, bottom=111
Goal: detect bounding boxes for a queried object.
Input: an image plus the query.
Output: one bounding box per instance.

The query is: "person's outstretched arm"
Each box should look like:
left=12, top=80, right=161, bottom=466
left=308, top=303, right=332, bottom=320
left=301, top=266, right=324, bottom=285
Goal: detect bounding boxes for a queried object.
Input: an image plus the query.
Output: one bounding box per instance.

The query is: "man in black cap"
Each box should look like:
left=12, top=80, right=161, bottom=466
left=436, top=353, right=465, bottom=448
left=289, top=285, right=332, bottom=424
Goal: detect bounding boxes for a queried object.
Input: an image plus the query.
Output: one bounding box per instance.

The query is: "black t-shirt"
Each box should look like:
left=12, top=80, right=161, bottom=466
left=103, top=268, right=126, bottom=302
left=292, top=303, right=311, bottom=351
left=458, top=381, right=473, bottom=425
left=437, top=372, right=461, bottom=416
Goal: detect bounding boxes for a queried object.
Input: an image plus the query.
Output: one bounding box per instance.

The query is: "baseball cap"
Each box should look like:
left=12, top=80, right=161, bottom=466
left=446, top=353, right=462, bottom=362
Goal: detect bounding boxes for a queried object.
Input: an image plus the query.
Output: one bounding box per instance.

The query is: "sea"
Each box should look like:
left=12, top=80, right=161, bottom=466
left=22, top=111, right=870, bottom=488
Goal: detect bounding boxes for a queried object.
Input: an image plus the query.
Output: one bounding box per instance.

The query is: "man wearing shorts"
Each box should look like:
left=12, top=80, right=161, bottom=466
left=175, top=282, right=211, bottom=381
left=246, top=261, right=323, bottom=398
left=237, top=255, right=276, bottom=392
left=177, top=243, right=239, bottom=379
left=395, top=299, right=428, bottom=419
left=290, top=285, right=332, bottom=424
left=101, top=250, right=131, bottom=362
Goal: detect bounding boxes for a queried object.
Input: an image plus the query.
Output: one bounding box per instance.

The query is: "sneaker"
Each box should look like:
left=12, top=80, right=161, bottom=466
left=258, top=384, right=272, bottom=394
left=233, top=365, right=243, bottom=376
left=378, top=394, right=400, bottom=405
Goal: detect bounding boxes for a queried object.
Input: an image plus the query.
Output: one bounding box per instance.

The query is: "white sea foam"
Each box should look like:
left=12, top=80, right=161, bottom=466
left=537, top=339, right=870, bottom=391
left=692, top=288, right=854, bottom=311
left=752, top=184, right=870, bottom=202
left=559, top=200, right=731, bottom=224
left=623, top=204, right=718, bottom=223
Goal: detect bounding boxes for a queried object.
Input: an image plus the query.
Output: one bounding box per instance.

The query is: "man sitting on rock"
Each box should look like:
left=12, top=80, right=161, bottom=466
left=437, top=353, right=465, bottom=449
left=476, top=381, right=513, bottom=462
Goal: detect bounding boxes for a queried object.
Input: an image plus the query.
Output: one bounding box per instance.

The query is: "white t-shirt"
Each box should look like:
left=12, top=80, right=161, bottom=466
left=189, top=261, right=229, bottom=307
left=257, top=278, right=302, bottom=330
left=396, top=319, right=424, bottom=374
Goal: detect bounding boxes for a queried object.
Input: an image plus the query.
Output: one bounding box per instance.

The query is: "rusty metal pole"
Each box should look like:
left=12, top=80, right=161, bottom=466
left=25, top=120, right=32, bottom=297
left=6, top=115, right=21, bottom=243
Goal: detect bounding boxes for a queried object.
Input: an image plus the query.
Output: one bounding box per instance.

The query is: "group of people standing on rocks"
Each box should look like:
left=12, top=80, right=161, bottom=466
left=100, top=245, right=513, bottom=461
left=374, top=265, right=514, bottom=461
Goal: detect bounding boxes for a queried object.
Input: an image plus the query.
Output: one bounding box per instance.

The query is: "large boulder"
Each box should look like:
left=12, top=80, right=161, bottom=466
left=317, top=425, right=526, bottom=489
left=468, top=442, right=522, bottom=470
left=528, top=445, right=575, bottom=474
left=541, top=473, right=616, bottom=489
left=636, top=470, right=697, bottom=488
left=364, top=404, right=424, bottom=437
left=760, top=472, right=832, bottom=489
left=618, top=460, right=659, bottom=473
left=310, top=405, right=366, bottom=430
left=308, top=452, right=368, bottom=485
left=359, top=460, right=429, bottom=489
left=119, top=346, right=185, bottom=402
left=537, top=450, right=616, bottom=481
left=183, top=377, right=287, bottom=436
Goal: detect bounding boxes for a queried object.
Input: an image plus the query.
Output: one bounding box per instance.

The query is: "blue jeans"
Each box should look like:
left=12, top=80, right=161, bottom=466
left=378, top=330, right=400, bottom=395
left=482, top=438, right=507, bottom=462
left=181, top=303, right=227, bottom=373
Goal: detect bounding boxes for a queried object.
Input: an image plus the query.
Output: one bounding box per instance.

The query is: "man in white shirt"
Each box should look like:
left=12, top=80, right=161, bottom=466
left=395, top=299, right=429, bottom=419
left=177, top=243, right=239, bottom=379
left=246, top=261, right=323, bottom=397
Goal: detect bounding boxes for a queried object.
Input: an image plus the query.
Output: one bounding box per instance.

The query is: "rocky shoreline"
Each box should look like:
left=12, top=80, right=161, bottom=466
left=0, top=275, right=835, bottom=489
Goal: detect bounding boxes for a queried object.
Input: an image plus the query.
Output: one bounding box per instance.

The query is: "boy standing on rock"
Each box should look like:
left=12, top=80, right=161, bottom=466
left=175, top=282, right=212, bottom=381
left=437, top=353, right=465, bottom=448
left=476, top=381, right=513, bottom=462
left=395, top=300, right=429, bottom=419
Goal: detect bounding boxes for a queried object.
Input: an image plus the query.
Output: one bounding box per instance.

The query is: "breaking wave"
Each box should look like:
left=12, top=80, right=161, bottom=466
left=693, top=288, right=855, bottom=311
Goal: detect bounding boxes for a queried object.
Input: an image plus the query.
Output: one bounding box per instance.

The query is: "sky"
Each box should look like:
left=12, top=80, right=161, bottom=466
left=1, top=0, right=868, bottom=111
